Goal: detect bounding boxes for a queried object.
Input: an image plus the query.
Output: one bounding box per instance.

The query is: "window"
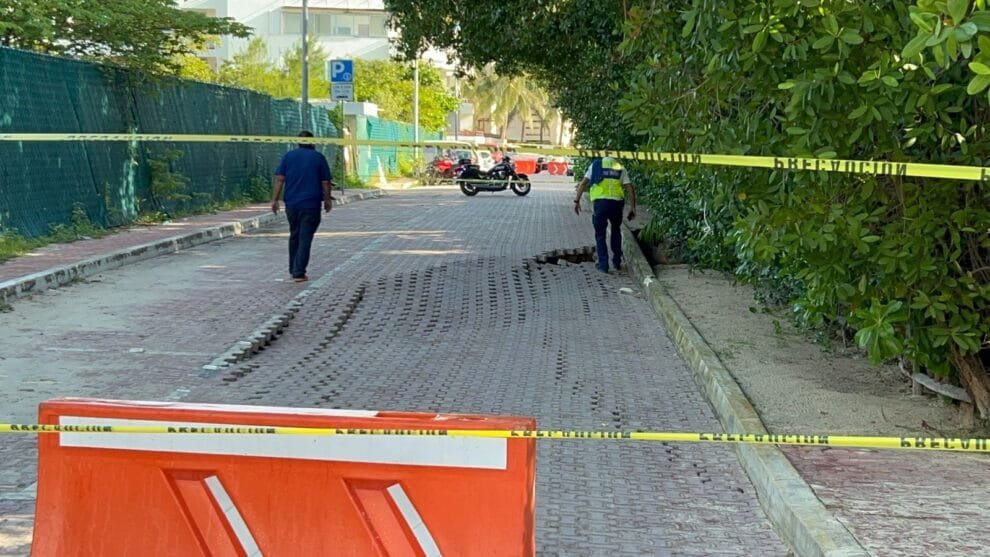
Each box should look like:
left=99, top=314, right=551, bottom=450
left=354, top=15, right=371, bottom=37
left=370, top=15, right=387, bottom=37
left=332, top=14, right=353, bottom=36
left=283, top=11, right=302, bottom=34
left=302, top=11, right=387, bottom=37
left=314, top=13, right=333, bottom=35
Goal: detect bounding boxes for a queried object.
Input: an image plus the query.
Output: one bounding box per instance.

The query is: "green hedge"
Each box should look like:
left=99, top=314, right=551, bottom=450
left=616, top=1, right=990, bottom=414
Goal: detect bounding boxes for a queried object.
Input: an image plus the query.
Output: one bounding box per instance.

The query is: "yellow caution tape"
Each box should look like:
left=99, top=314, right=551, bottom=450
left=0, top=133, right=475, bottom=149
left=3, top=424, right=987, bottom=452
left=1, top=133, right=987, bottom=181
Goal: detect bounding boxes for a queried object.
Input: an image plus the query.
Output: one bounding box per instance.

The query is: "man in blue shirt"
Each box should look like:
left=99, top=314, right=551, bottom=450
left=271, top=130, right=333, bottom=282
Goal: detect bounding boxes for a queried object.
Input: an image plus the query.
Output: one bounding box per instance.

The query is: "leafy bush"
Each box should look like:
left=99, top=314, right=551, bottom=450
left=145, top=148, right=191, bottom=216
left=616, top=0, right=990, bottom=413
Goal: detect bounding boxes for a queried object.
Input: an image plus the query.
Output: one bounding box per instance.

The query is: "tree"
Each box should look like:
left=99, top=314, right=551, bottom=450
left=218, top=39, right=457, bottom=130
left=354, top=59, right=458, bottom=132
left=173, top=36, right=219, bottom=83
left=280, top=36, right=332, bottom=100
left=462, top=66, right=551, bottom=140
left=218, top=36, right=330, bottom=100
left=0, top=0, right=250, bottom=75
left=175, top=55, right=215, bottom=83
left=384, top=0, right=632, bottom=147
left=217, top=38, right=277, bottom=93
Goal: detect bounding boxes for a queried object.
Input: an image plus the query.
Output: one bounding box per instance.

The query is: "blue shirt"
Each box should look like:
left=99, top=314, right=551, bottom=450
left=275, top=147, right=332, bottom=210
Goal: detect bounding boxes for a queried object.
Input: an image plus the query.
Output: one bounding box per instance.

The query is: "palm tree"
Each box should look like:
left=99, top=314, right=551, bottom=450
left=463, top=66, right=552, bottom=141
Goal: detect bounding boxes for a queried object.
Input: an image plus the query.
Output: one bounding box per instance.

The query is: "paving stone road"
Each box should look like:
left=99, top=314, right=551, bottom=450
left=0, top=176, right=789, bottom=555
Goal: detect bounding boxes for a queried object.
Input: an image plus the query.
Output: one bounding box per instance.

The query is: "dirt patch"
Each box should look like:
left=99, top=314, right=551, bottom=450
left=657, top=264, right=968, bottom=437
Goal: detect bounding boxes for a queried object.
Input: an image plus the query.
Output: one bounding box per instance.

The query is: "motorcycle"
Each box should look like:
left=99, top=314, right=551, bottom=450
left=423, top=157, right=454, bottom=185
left=456, top=156, right=531, bottom=197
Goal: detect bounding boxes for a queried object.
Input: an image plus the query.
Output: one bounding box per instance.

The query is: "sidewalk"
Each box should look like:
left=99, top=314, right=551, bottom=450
left=0, top=188, right=385, bottom=305
left=622, top=225, right=990, bottom=557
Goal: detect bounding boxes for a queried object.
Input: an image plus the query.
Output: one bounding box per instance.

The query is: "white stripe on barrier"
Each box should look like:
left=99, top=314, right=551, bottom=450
left=204, top=475, right=263, bottom=557
left=58, top=417, right=507, bottom=470
left=55, top=399, right=378, bottom=418
left=387, top=483, right=442, bottom=557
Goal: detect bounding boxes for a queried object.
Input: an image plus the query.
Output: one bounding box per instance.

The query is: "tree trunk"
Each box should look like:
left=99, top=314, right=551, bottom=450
left=952, top=345, right=990, bottom=420
left=503, top=109, right=518, bottom=142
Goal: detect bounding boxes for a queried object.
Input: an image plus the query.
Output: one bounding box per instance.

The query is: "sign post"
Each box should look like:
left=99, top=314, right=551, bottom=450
left=328, top=59, right=354, bottom=102
left=328, top=60, right=354, bottom=190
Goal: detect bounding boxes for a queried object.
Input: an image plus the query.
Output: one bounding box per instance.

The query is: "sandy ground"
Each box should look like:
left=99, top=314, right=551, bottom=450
left=655, top=264, right=968, bottom=438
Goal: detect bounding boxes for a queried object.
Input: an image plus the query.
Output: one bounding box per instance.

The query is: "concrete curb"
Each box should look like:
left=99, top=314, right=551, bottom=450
left=621, top=225, right=870, bottom=557
left=0, top=189, right=386, bottom=305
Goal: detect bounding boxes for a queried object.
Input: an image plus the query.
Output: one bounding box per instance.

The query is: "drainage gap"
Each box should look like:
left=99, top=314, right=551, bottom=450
left=533, top=246, right=597, bottom=266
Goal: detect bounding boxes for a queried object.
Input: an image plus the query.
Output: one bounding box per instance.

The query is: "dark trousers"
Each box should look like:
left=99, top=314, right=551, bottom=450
left=286, top=208, right=321, bottom=278
left=592, top=198, right=624, bottom=272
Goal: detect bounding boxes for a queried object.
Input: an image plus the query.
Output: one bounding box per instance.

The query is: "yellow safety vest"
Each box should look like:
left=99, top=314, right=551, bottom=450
left=589, top=158, right=625, bottom=201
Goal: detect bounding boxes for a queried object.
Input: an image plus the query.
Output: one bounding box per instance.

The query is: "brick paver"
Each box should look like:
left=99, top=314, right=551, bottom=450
left=0, top=178, right=788, bottom=554
left=189, top=256, right=785, bottom=554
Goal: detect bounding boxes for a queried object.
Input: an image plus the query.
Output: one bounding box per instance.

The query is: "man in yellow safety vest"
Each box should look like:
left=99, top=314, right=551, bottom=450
left=573, top=157, right=637, bottom=273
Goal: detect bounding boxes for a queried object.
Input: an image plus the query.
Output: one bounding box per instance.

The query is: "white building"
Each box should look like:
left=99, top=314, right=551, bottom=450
left=178, top=0, right=452, bottom=71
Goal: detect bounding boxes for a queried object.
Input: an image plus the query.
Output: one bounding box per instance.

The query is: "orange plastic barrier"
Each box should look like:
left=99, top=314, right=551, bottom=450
left=546, top=162, right=565, bottom=175
left=514, top=158, right=537, bottom=175
left=33, top=398, right=536, bottom=556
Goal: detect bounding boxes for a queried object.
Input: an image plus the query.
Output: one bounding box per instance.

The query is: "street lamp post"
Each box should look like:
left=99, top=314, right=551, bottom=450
left=301, top=0, right=309, bottom=128
left=413, top=58, right=420, bottom=160
left=454, top=79, right=460, bottom=141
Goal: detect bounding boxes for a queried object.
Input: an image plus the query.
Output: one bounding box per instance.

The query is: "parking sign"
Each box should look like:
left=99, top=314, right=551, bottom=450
left=328, top=59, right=354, bottom=101
left=328, top=59, right=353, bottom=83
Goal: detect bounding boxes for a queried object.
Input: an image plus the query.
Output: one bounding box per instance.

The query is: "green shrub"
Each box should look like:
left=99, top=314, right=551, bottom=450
left=0, top=204, right=107, bottom=262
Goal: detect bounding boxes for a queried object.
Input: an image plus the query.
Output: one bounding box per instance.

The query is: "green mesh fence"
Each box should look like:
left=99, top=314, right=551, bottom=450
left=354, top=116, right=442, bottom=182
left=0, top=47, right=337, bottom=238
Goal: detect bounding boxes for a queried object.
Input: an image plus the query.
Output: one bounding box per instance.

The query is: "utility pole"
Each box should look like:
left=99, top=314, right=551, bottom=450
left=454, top=78, right=460, bottom=141
left=413, top=58, right=420, bottom=159
left=301, top=0, right=309, bottom=128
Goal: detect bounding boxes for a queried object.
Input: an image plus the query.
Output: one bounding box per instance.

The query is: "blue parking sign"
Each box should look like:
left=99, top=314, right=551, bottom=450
left=328, top=59, right=353, bottom=83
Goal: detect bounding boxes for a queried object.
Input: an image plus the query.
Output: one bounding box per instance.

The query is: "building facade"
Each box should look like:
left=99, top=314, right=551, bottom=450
left=178, top=0, right=395, bottom=70
left=179, top=0, right=456, bottom=105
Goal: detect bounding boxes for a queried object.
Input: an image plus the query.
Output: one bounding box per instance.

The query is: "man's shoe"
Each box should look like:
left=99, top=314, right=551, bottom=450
left=293, top=275, right=309, bottom=282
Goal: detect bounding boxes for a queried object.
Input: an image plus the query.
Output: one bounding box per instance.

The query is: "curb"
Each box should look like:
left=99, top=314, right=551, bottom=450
left=0, top=189, right=386, bottom=305
left=621, top=225, right=870, bottom=557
